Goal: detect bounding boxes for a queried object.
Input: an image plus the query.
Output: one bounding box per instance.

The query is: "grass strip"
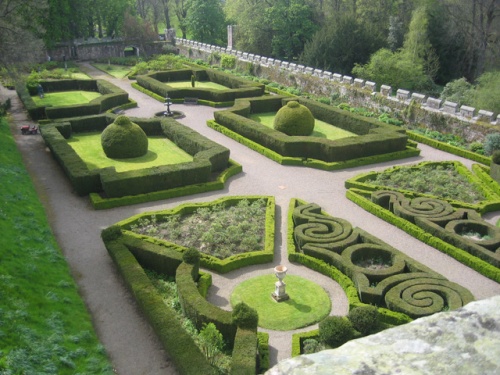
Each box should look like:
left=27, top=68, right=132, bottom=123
left=0, top=117, right=113, bottom=373
left=32, top=91, right=101, bottom=106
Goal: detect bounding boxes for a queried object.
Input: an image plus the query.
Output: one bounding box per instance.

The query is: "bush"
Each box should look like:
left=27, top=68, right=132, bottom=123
left=318, top=316, right=353, bottom=347
left=492, top=151, right=500, bottom=165
left=273, top=101, right=315, bottom=136
left=348, top=305, right=379, bottom=335
left=220, top=54, right=236, bottom=70
left=183, top=248, right=200, bottom=265
left=472, top=71, right=500, bottom=114
left=302, top=338, right=323, bottom=354
left=232, top=302, right=258, bottom=330
left=101, top=115, right=148, bottom=158
left=439, top=77, right=474, bottom=106
left=101, top=225, right=122, bottom=242
left=483, top=133, right=500, bottom=156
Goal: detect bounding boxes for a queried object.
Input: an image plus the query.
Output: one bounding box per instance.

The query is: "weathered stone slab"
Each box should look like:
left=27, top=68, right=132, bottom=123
left=426, top=97, right=442, bottom=109
left=380, top=85, right=392, bottom=96
left=305, top=67, right=314, bottom=75
left=353, top=78, right=364, bottom=88
left=266, top=296, right=500, bottom=375
left=442, top=101, right=458, bottom=114
left=411, top=92, right=426, bottom=103
left=332, top=73, right=342, bottom=82
left=364, top=81, right=376, bottom=92
left=342, top=75, right=353, bottom=85
left=396, top=89, right=410, bottom=101
left=460, top=105, right=475, bottom=118
left=477, top=109, right=495, bottom=122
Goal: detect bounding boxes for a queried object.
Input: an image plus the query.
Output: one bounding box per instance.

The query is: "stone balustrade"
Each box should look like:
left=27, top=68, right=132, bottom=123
left=174, top=38, right=498, bottom=126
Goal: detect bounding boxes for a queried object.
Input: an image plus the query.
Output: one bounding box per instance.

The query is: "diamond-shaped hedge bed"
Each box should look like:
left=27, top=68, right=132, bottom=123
left=209, top=95, right=420, bottom=170
left=40, top=113, right=240, bottom=209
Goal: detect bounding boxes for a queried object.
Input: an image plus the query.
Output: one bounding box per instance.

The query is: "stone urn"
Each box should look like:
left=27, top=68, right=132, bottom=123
left=272, top=265, right=289, bottom=302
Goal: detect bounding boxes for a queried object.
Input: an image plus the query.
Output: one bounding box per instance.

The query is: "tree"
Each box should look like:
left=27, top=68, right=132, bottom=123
left=264, top=0, right=318, bottom=60
left=301, top=14, right=384, bottom=74
left=173, top=0, right=189, bottom=39
left=121, top=11, right=158, bottom=57
left=224, top=0, right=273, bottom=55
left=0, top=0, right=47, bottom=66
left=185, top=0, right=226, bottom=45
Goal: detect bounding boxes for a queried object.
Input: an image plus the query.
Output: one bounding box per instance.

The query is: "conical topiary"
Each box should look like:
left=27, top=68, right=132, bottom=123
left=273, top=100, right=315, bottom=136
left=101, top=115, right=148, bottom=159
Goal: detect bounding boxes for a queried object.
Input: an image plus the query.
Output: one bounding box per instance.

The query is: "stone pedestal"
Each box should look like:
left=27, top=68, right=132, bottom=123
left=271, top=265, right=289, bottom=302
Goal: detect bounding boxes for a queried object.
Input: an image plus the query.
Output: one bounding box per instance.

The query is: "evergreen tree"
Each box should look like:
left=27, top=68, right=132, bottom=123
left=185, top=0, right=226, bottom=45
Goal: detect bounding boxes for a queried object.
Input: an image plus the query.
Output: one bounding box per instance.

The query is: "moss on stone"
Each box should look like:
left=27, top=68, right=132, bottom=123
left=273, top=101, right=315, bottom=136
left=101, top=115, right=148, bottom=159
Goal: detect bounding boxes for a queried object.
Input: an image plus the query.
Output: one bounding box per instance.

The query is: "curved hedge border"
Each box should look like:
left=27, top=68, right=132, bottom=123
left=407, top=130, right=490, bottom=165
left=347, top=189, right=500, bottom=282
left=345, top=160, right=500, bottom=214
left=115, top=196, right=275, bottom=273
left=16, top=79, right=129, bottom=120
left=40, top=113, right=235, bottom=204
left=209, top=96, right=419, bottom=170
left=288, top=199, right=474, bottom=319
left=135, top=68, right=264, bottom=105
left=102, top=228, right=259, bottom=375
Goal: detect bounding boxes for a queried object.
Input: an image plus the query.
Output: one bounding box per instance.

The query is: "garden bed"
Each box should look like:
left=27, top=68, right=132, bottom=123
left=40, top=113, right=235, bottom=206
left=211, top=96, right=419, bottom=170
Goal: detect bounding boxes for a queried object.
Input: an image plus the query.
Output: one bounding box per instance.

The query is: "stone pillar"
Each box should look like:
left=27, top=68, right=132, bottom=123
left=227, top=25, right=236, bottom=50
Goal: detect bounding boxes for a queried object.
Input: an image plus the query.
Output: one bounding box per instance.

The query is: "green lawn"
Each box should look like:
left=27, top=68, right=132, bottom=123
left=32, top=91, right=101, bottom=106
left=0, top=117, right=113, bottom=373
left=67, top=132, right=194, bottom=172
left=92, top=63, right=131, bottom=79
left=166, top=80, right=229, bottom=90
left=230, top=275, right=331, bottom=330
left=250, top=112, right=357, bottom=140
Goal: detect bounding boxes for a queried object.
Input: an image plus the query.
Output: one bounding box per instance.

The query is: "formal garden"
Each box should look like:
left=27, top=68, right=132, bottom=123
left=2, top=50, right=500, bottom=374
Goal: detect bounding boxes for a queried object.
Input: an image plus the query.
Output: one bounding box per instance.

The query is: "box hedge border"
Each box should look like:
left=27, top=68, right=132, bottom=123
left=135, top=68, right=264, bottom=105
left=115, top=196, right=275, bottom=274
left=102, top=229, right=258, bottom=375
left=17, top=79, right=129, bottom=120
left=344, top=160, right=500, bottom=214
left=40, top=113, right=235, bottom=203
left=208, top=120, right=419, bottom=171
left=346, top=188, right=500, bottom=283
left=286, top=199, right=413, bottom=325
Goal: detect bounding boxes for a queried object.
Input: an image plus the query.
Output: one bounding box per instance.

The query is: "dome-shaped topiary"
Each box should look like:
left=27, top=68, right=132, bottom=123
left=347, top=305, right=379, bottom=335
left=101, top=115, right=148, bottom=159
left=232, top=302, right=258, bottom=330
left=273, top=101, right=315, bottom=136
left=318, top=316, right=353, bottom=347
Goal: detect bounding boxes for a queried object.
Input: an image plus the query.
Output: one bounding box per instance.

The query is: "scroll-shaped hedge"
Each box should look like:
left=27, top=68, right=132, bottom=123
left=291, top=201, right=474, bottom=319
left=373, top=191, right=500, bottom=268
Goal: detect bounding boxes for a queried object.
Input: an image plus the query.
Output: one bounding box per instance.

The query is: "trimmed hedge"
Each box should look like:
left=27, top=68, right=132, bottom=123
left=136, top=68, right=264, bottom=104
left=347, top=189, right=500, bottom=282
left=17, top=79, right=129, bottom=120
left=176, top=262, right=237, bottom=347
left=212, top=96, right=417, bottom=165
left=344, top=161, right=500, bottom=214
left=289, top=198, right=474, bottom=319
left=101, top=231, right=216, bottom=375
left=230, top=328, right=258, bottom=375
left=115, top=196, right=275, bottom=273
left=40, top=113, right=231, bottom=199
left=207, top=120, right=420, bottom=171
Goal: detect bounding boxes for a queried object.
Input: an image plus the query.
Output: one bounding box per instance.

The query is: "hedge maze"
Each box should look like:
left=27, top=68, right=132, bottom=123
left=291, top=201, right=474, bottom=319
left=210, top=95, right=419, bottom=170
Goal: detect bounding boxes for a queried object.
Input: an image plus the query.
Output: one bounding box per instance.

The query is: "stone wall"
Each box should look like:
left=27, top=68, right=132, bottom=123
left=175, top=38, right=500, bottom=142
left=266, top=296, right=500, bottom=375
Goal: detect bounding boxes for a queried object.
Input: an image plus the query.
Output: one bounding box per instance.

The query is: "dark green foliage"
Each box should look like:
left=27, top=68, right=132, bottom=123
left=101, top=115, right=148, bottom=158
left=492, top=151, right=500, bottom=165
left=183, top=248, right=200, bottom=265
left=232, top=303, right=259, bottom=330
left=302, top=338, right=323, bottom=354
left=318, top=316, right=354, bottom=347
left=101, top=225, right=122, bottom=242
left=191, top=74, right=196, bottom=87
left=484, top=133, right=500, bottom=156
left=230, top=328, right=258, bottom=375
left=273, top=101, right=314, bottom=136
left=348, top=305, right=379, bottom=335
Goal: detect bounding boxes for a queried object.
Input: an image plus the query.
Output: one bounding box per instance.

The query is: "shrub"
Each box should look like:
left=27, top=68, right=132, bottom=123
left=439, top=77, right=474, bottom=106
left=232, top=302, right=258, bottom=330
left=469, top=142, right=484, bottom=155
left=273, top=101, right=315, bottom=136
left=318, top=316, right=353, bottom=347
left=198, top=323, right=225, bottom=367
left=348, top=305, right=379, bottom=335
left=483, top=133, right=500, bottom=156
left=302, top=338, right=324, bottom=354
left=100, top=115, right=148, bottom=158
left=492, top=151, right=500, bottom=165
left=220, top=54, right=236, bottom=70
left=183, top=248, right=200, bottom=265
left=101, top=225, right=122, bottom=242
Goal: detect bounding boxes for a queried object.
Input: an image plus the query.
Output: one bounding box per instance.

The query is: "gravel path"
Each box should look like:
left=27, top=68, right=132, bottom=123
left=2, top=63, right=499, bottom=374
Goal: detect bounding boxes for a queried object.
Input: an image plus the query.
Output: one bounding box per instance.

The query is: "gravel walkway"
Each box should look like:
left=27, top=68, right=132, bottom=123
left=2, top=63, right=499, bottom=374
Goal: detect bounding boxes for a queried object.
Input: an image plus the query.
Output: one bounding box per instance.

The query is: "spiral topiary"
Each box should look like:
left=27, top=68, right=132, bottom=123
left=101, top=115, right=148, bottom=159
left=273, top=101, right=315, bottom=136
